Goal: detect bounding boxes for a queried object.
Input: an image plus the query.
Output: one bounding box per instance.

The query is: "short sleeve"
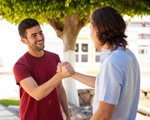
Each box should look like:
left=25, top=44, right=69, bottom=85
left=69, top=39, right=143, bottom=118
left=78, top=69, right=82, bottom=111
left=13, top=62, right=32, bottom=85
left=98, top=61, right=123, bottom=105
left=55, top=54, right=61, bottom=63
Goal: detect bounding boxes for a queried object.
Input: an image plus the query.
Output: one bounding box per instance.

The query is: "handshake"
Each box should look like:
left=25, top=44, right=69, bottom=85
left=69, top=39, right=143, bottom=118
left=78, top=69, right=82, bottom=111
left=57, top=61, right=75, bottom=78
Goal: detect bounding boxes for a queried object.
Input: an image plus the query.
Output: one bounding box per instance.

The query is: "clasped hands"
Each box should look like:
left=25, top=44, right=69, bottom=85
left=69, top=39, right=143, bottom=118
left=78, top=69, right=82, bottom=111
left=57, top=61, right=75, bottom=78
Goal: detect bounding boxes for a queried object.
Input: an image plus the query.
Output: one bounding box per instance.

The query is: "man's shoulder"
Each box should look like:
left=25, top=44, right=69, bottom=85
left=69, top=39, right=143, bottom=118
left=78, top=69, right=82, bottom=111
left=13, top=52, right=30, bottom=68
left=16, top=52, right=28, bottom=63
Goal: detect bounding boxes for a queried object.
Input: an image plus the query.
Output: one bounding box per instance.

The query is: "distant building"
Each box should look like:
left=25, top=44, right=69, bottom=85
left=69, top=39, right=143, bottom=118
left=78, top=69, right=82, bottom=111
left=75, top=15, right=150, bottom=73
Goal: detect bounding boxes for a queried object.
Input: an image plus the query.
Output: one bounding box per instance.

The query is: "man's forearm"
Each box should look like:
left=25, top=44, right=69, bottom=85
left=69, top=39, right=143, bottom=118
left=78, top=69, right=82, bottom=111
left=59, top=85, right=71, bottom=119
left=34, top=73, right=63, bottom=100
left=20, top=73, right=63, bottom=101
left=90, top=101, right=114, bottom=120
left=71, top=72, right=96, bottom=88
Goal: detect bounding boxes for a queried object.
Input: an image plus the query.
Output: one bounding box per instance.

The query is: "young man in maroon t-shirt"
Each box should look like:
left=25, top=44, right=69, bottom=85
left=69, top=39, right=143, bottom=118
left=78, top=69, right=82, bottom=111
left=13, top=18, right=73, bottom=120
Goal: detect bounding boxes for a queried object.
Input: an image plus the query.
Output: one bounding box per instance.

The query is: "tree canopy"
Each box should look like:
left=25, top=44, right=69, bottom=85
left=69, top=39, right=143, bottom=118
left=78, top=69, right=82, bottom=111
left=0, top=0, right=150, bottom=25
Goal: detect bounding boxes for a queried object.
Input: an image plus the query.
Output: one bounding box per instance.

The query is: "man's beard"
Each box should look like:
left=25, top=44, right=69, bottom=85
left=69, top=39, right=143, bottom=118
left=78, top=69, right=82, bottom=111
left=35, top=39, right=45, bottom=51
left=28, top=39, right=45, bottom=51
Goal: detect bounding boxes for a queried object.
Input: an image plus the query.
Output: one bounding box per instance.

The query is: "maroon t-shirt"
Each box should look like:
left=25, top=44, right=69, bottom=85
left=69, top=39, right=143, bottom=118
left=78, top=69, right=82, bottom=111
left=13, top=50, right=63, bottom=120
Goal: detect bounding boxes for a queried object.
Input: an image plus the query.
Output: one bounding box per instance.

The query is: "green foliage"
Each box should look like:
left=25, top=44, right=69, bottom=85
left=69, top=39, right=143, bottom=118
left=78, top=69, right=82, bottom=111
left=0, top=99, right=20, bottom=107
left=0, top=0, right=149, bottom=25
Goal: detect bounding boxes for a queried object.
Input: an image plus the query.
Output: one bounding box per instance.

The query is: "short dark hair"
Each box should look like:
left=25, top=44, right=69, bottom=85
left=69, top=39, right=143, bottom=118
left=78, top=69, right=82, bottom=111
left=18, top=18, right=40, bottom=38
left=90, top=6, right=127, bottom=51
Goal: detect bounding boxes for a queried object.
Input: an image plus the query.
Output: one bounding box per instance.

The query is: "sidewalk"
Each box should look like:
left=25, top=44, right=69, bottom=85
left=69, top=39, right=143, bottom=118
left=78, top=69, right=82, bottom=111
left=0, top=104, right=19, bottom=120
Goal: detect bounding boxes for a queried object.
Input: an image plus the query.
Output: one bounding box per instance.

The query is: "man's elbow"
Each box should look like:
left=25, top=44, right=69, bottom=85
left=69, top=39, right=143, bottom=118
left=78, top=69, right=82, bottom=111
left=31, top=91, right=43, bottom=101
left=94, top=114, right=111, bottom=120
left=34, top=96, right=42, bottom=101
left=101, top=113, right=112, bottom=120
left=91, top=110, right=112, bottom=120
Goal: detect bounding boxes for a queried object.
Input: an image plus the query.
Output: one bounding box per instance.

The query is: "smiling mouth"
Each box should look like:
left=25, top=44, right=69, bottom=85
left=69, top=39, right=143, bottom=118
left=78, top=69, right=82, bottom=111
left=36, top=40, right=44, bottom=45
left=37, top=41, right=43, bottom=44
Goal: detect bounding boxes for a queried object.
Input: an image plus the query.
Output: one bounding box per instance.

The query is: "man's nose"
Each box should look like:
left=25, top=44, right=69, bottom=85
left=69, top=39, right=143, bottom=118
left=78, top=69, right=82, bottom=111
left=37, top=33, right=43, bottom=40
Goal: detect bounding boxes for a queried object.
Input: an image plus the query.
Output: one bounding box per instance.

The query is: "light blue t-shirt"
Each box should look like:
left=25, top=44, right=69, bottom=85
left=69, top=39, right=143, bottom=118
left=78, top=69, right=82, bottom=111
left=93, top=47, right=140, bottom=120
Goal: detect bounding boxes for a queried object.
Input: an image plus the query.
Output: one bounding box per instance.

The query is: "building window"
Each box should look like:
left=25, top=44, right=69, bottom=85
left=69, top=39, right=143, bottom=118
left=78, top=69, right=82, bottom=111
left=139, top=34, right=144, bottom=39
left=75, top=44, right=79, bottom=52
left=82, top=44, right=88, bottom=52
left=145, top=22, right=150, bottom=27
left=96, top=55, right=100, bottom=62
left=75, top=54, right=79, bottom=62
left=127, top=22, right=142, bottom=27
left=75, top=43, right=89, bottom=63
left=82, top=55, right=88, bottom=62
left=75, top=44, right=79, bottom=62
left=95, top=49, right=101, bottom=62
left=138, top=45, right=150, bottom=55
left=138, top=49, right=145, bottom=54
left=144, top=34, right=150, bottom=39
left=139, top=34, right=150, bottom=39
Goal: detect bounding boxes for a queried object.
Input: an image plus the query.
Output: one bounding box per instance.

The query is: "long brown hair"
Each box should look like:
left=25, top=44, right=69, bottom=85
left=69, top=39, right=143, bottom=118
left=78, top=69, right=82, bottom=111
left=90, top=6, right=127, bottom=51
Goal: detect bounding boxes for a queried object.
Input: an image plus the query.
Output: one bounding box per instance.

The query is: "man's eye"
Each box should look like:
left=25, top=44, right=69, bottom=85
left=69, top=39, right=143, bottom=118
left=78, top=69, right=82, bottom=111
left=32, top=34, right=36, bottom=38
left=40, top=32, right=43, bottom=35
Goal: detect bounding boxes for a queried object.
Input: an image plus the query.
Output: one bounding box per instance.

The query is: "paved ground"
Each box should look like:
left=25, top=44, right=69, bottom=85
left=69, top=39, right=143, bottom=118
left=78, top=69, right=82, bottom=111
left=0, top=104, right=19, bottom=120
left=136, top=113, right=150, bottom=120
left=0, top=72, right=150, bottom=120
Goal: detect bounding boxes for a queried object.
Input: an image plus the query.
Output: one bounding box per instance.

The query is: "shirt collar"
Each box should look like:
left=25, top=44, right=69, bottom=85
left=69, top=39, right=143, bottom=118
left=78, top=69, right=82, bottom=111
left=100, top=49, right=111, bottom=64
left=100, top=46, right=123, bottom=63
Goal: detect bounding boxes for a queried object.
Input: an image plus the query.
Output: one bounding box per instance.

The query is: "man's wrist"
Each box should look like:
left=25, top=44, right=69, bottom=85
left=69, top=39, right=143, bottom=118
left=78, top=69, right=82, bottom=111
left=56, top=73, right=64, bottom=80
left=66, top=116, right=71, bottom=120
left=70, top=71, right=76, bottom=78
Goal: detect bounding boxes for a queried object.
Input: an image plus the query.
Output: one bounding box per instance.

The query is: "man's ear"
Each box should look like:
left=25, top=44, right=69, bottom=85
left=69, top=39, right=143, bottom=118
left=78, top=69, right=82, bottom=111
left=21, top=38, right=27, bottom=44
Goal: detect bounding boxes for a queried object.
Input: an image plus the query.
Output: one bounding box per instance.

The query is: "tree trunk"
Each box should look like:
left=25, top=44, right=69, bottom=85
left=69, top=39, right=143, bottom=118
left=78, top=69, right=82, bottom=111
left=61, top=29, right=80, bottom=106
left=45, top=13, right=87, bottom=106
left=63, top=50, right=79, bottom=107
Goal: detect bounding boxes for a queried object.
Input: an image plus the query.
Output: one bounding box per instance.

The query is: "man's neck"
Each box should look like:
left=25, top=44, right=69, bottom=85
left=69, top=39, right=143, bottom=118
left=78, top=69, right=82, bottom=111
left=101, top=43, right=110, bottom=51
left=28, top=50, right=44, bottom=57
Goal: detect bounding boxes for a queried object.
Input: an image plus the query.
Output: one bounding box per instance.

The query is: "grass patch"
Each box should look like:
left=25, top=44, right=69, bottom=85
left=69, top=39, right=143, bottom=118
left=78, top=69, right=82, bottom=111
left=0, top=99, right=20, bottom=107
left=139, top=98, right=150, bottom=108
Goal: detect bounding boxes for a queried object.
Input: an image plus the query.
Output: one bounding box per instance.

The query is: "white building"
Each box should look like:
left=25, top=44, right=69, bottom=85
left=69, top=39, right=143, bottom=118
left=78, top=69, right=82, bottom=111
left=75, top=15, right=150, bottom=74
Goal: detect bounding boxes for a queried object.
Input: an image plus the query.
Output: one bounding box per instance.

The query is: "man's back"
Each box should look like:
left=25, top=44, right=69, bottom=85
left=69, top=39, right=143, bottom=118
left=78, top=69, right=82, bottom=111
left=110, top=48, right=140, bottom=120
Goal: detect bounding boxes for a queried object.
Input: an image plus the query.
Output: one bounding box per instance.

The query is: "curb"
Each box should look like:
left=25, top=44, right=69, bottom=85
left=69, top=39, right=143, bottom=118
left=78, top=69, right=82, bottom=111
left=138, top=105, right=150, bottom=116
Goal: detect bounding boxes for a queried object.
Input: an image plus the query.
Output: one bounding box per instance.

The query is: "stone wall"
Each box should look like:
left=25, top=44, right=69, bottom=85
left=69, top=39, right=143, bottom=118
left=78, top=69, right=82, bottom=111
left=69, top=103, right=92, bottom=120
left=78, top=89, right=94, bottom=106
left=140, top=89, right=150, bottom=99
left=64, top=89, right=94, bottom=120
